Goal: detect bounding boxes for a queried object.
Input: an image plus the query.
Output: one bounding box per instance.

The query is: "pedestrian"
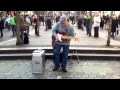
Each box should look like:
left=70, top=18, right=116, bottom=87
left=10, top=13, right=16, bottom=36
left=56, top=14, right=60, bottom=23
left=52, top=15, right=75, bottom=72
left=111, top=16, right=118, bottom=39
left=42, top=15, right=45, bottom=25
left=66, top=15, right=70, bottom=22
left=93, top=12, right=101, bottom=38
left=118, top=14, right=120, bottom=25
left=116, top=16, right=119, bottom=35
left=33, top=15, right=37, bottom=35
left=46, top=15, right=52, bottom=30
left=2, top=15, right=6, bottom=29
left=100, top=16, right=104, bottom=30
left=25, top=15, right=31, bottom=35
left=105, top=15, right=110, bottom=24
left=77, top=15, right=83, bottom=30
left=30, top=15, right=33, bottom=25
left=14, top=11, right=25, bottom=45
left=0, top=16, right=4, bottom=38
left=70, top=15, right=75, bottom=24
left=5, top=15, right=11, bottom=31
left=84, top=13, right=91, bottom=35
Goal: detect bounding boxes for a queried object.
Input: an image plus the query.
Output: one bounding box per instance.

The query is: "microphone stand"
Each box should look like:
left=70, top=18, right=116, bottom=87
left=69, top=33, right=80, bottom=64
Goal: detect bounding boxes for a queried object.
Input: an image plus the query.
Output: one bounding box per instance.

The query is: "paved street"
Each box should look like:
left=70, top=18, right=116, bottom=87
left=0, top=23, right=120, bottom=47
left=0, top=59, right=120, bottom=79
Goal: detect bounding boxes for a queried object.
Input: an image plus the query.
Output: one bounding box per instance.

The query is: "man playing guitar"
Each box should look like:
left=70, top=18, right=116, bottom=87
left=52, top=15, right=75, bottom=72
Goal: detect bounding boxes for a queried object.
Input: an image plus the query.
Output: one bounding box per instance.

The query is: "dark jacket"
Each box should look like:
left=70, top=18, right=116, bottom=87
left=111, top=19, right=118, bottom=32
left=0, top=19, right=4, bottom=30
left=84, top=18, right=90, bottom=25
left=100, top=18, right=104, bottom=27
left=56, top=16, right=60, bottom=22
left=39, top=16, right=42, bottom=21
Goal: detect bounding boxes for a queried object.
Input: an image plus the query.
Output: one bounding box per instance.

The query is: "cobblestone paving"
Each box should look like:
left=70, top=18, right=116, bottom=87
left=0, top=60, right=120, bottom=79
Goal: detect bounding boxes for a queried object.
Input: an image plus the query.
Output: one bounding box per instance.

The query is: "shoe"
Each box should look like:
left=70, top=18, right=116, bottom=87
left=62, top=69, right=67, bottom=72
left=53, top=67, right=59, bottom=71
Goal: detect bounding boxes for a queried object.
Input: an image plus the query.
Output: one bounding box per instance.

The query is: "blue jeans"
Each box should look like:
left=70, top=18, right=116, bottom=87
left=20, top=27, right=24, bottom=44
left=85, top=24, right=90, bottom=34
left=54, top=43, right=69, bottom=69
left=11, top=25, right=16, bottom=36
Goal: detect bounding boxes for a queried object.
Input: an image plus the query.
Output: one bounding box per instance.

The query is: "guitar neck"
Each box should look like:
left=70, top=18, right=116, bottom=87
left=64, top=36, right=75, bottom=39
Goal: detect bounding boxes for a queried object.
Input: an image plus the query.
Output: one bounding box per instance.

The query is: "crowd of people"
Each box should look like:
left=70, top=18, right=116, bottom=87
left=0, top=11, right=120, bottom=46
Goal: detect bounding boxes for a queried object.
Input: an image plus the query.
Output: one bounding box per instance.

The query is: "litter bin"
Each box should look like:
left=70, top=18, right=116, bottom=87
left=32, top=50, right=45, bottom=74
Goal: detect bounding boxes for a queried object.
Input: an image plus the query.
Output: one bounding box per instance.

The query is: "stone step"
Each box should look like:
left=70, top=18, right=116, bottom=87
left=0, top=53, right=32, bottom=60
left=0, top=47, right=120, bottom=54
left=0, top=53, right=120, bottom=60
left=46, top=53, right=120, bottom=60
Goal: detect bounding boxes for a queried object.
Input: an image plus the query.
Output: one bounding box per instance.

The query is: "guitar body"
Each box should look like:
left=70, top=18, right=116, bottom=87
left=52, top=31, right=66, bottom=49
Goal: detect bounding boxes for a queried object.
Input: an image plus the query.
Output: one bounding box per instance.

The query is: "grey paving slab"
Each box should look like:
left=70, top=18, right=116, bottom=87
left=0, top=59, right=120, bottom=79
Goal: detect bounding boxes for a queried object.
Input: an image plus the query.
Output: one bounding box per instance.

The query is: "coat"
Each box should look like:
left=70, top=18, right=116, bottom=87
left=111, top=19, right=118, bottom=32
left=0, top=19, right=4, bottom=30
left=100, top=18, right=104, bottom=27
left=14, top=15, right=25, bottom=28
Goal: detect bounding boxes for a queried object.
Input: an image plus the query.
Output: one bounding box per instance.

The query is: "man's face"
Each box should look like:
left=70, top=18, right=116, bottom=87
left=61, top=19, right=68, bottom=27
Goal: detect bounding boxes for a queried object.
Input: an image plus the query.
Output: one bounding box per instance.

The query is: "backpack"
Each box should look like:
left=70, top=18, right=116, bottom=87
left=24, top=33, right=29, bottom=44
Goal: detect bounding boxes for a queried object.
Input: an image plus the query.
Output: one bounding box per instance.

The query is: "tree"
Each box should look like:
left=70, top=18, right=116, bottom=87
left=36, top=11, right=40, bottom=36
left=89, top=11, right=92, bottom=36
left=106, top=11, right=113, bottom=46
left=15, top=11, right=22, bottom=45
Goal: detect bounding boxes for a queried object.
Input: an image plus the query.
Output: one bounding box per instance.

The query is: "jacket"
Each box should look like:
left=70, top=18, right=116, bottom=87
left=0, top=19, right=4, bottom=30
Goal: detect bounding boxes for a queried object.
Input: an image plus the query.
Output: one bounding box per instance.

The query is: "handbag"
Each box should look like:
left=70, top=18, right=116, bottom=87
left=105, top=24, right=110, bottom=30
left=32, top=22, right=36, bottom=26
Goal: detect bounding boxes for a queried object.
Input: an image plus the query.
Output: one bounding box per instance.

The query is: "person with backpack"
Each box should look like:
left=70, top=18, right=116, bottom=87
left=14, top=11, right=25, bottom=45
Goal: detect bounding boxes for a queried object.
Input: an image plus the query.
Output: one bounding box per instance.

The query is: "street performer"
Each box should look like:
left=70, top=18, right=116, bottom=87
left=52, top=15, right=75, bottom=72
